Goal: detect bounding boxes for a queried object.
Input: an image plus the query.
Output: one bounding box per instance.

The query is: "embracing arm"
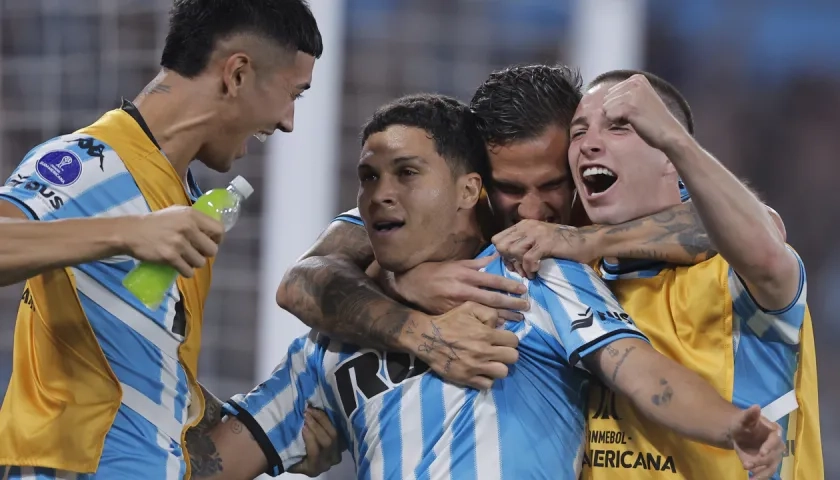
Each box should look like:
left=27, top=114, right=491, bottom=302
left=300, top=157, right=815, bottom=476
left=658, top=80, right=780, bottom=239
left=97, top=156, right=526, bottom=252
left=276, top=219, right=421, bottom=351
left=185, top=385, right=227, bottom=478
left=575, top=201, right=715, bottom=265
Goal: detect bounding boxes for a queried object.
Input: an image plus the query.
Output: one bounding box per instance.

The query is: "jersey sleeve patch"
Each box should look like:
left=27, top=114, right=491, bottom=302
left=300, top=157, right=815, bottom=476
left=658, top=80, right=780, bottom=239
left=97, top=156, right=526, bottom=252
left=531, top=258, right=649, bottom=368
left=0, top=135, right=141, bottom=220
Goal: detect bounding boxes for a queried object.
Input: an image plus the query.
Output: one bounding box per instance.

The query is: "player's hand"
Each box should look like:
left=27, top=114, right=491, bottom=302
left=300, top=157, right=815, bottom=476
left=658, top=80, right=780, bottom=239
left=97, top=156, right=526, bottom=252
left=289, top=408, right=343, bottom=477
left=492, top=220, right=595, bottom=279
left=729, top=405, right=785, bottom=479
left=602, top=74, right=690, bottom=152
left=121, top=206, right=224, bottom=277
left=408, top=301, right=520, bottom=390
left=393, top=255, right=529, bottom=323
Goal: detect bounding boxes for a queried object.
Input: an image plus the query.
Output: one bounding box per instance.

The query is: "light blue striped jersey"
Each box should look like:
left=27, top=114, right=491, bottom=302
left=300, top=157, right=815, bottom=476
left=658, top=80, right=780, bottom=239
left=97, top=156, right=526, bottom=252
left=224, top=211, right=649, bottom=480
left=0, top=114, right=202, bottom=479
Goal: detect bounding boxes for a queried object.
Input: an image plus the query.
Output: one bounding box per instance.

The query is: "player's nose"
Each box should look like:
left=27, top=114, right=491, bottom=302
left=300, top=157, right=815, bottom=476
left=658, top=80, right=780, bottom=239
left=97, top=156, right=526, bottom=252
left=277, top=103, right=295, bottom=133
left=517, top=194, right=553, bottom=222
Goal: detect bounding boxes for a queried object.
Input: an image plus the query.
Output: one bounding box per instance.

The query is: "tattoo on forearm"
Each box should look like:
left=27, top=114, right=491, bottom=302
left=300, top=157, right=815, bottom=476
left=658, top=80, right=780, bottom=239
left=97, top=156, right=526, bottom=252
left=186, top=386, right=225, bottom=477
left=651, top=378, right=674, bottom=406
left=598, top=202, right=715, bottom=264
left=611, top=346, right=636, bottom=383
left=278, top=222, right=414, bottom=350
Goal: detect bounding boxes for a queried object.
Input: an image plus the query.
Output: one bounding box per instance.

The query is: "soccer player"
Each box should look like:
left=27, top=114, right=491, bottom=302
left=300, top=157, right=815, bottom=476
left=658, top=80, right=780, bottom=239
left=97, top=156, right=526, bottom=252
left=492, top=71, right=821, bottom=479
left=0, top=1, right=322, bottom=479
left=195, top=94, right=783, bottom=480
left=274, top=66, right=721, bottom=393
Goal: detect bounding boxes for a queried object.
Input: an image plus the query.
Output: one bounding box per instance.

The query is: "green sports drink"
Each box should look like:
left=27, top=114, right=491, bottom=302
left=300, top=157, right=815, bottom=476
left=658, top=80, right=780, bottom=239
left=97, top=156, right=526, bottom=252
left=123, top=175, right=254, bottom=309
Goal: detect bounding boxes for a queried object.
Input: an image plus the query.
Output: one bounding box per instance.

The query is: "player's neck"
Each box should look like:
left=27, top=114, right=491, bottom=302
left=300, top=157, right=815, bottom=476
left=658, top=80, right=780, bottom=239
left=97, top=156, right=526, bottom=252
left=132, top=70, right=217, bottom=180
left=441, top=212, right=486, bottom=262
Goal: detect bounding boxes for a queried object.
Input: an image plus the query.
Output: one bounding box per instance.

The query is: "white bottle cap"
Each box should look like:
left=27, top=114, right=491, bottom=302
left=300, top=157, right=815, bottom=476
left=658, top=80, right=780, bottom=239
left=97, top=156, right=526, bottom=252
left=230, top=175, right=254, bottom=199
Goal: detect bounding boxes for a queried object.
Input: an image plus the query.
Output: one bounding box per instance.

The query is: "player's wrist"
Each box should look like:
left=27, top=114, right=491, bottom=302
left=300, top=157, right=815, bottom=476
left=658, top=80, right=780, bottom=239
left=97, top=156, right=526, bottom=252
left=659, top=128, right=697, bottom=163
left=396, top=311, right=433, bottom=356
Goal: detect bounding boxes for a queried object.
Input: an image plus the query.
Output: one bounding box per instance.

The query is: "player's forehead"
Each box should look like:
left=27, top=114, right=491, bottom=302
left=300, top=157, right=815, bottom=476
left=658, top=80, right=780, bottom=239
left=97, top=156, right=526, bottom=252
left=359, top=125, right=442, bottom=168
left=571, top=82, right=615, bottom=126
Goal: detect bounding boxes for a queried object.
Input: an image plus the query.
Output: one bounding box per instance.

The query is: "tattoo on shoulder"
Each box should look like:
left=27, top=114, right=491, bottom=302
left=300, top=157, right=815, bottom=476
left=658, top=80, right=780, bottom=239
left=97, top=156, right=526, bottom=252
left=651, top=378, right=674, bottom=406
left=611, top=345, right=636, bottom=383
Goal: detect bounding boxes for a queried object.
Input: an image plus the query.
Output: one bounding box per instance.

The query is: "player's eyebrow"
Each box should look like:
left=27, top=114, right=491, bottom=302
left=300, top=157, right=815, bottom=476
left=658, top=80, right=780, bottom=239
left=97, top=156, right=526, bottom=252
left=393, top=155, right=426, bottom=166
left=570, top=116, right=588, bottom=129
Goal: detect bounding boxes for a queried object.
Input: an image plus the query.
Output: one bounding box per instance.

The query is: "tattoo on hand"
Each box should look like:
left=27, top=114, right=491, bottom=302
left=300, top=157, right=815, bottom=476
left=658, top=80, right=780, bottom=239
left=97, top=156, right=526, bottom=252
left=416, top=320, right=461, bottom=373
left=611, top=346, right=636, bottom=383
left=651, top=378, right=674, bottom=406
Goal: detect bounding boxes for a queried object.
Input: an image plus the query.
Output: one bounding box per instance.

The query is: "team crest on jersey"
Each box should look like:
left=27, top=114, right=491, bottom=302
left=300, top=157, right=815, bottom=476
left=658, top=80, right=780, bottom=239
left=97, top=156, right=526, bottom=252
left=36, top=150, right=82, bottom=186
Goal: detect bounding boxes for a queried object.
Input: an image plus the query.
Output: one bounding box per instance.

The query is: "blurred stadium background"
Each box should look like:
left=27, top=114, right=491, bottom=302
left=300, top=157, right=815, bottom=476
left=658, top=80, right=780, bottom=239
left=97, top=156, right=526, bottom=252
left=1, top=0, right=838, bottom=478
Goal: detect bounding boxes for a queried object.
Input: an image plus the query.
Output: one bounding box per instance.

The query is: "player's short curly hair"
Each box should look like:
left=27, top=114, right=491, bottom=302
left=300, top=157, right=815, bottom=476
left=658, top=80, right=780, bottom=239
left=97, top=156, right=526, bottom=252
left=161, top=0, right=323, bottom=78
left=361, top=93, right=491, bottom=182
left=589, top=70, right=694, bottom=135
left=470, top=64, right=583, bottom=147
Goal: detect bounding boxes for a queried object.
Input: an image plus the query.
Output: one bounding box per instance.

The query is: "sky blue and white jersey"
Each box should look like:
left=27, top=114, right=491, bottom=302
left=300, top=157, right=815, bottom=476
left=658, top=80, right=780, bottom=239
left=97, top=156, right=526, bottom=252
left=224, top=210, right=649, bottom=480
left=0, top=113, right=203, bottom=479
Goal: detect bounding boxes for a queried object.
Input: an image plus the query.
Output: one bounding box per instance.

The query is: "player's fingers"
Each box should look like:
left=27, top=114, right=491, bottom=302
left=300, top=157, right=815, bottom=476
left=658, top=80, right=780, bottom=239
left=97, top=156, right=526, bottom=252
left=521, top=246, right=546, bottom=278
left=467, top=375, right=494, bottom=390
left=300, top=423, right=321, bottom=458
left=191, top=210, right=225, bottom=243
left=474, top=361, right=509, bottom=381
left=461, top=254, right=497, bottom=270
left=462, top=287, right=528, bottom=314
left=466, top=269, right=527, bottom=295
left=497, top=309, right=524, bottom=325
left=484, top=346, right=519, bottom=365
left=189, top=231, right=220, bottom=259
left=306, top=409, right=338, bottom=441
left=180, top=244, right=207, bottom=270
left=166, top=254, right=195, bottom=278
left=739, top=405, right=762, bottom=428
left=304, top=410, right=336, bottom=448
left=489, top=328, right=520, bottom=348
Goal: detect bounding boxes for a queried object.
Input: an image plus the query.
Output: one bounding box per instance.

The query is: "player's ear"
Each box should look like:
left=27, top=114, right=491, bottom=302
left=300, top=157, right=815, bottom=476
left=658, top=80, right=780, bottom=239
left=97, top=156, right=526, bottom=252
left=457, top=172, right=483, bottom=210
left=221, top=53, right=253, bottom=98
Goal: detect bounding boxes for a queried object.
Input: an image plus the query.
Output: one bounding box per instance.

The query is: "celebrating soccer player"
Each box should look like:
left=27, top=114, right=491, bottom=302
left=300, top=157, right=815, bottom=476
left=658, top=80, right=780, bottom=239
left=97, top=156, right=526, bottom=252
left=0, top=1, right=323, bottom=478
left=189, top=94, right=784, bottom=480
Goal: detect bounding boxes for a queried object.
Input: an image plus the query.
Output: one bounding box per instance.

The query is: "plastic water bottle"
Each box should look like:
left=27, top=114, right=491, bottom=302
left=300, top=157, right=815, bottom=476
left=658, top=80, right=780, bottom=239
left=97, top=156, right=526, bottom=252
left=123, top=176, right=254, bottom=309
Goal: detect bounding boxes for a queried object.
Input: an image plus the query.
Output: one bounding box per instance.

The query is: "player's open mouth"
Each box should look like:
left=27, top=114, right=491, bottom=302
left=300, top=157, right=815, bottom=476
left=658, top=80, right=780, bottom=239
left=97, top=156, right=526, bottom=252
left=253, top=130, right=273, bottom=143
left=373, top=220, right=405, bottom=234
left=581, top=165, right=617, bottom=197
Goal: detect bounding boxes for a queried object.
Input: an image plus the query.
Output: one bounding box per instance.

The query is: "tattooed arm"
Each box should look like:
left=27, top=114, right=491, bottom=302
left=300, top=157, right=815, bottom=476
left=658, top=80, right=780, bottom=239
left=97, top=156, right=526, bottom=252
left=493, top=202, right=715, bottom=277
left=586, top=338, right=757, bottom=449
left=276, top=219, right=521, bottom=390
left=185, top=384, right=227, bottom=478
left=276, top=219, right=416, bottom=350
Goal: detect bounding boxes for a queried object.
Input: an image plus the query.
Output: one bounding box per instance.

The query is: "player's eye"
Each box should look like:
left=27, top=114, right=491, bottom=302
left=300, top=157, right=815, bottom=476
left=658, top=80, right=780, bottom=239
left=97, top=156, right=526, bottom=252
left=399, top=168, right=419, bottom=177
left=571, top=129, right=586, bottom=139
left=359, top=173, right=377, bottom=183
